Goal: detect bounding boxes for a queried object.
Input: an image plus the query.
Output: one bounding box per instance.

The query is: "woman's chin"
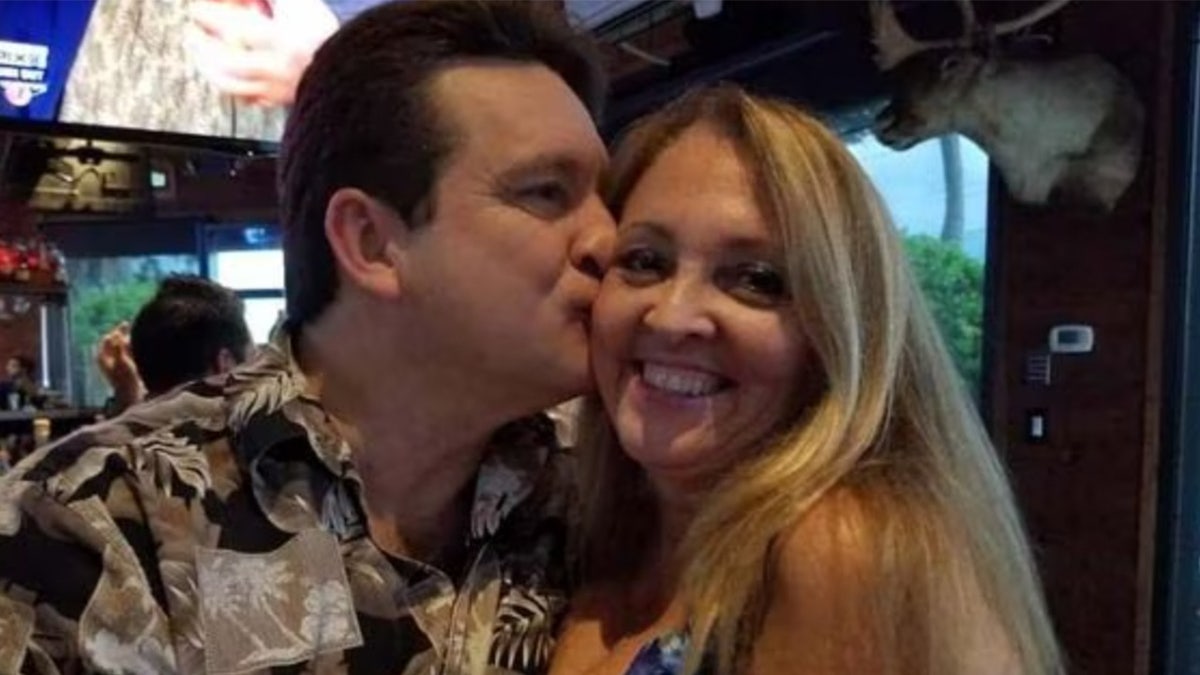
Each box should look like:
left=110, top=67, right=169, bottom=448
left=615, top=427, right=719, bottom=477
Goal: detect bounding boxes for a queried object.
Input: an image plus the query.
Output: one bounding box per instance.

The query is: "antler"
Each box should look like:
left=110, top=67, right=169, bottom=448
left=869, top=0, right=968, bottom=70
left=989, top=0, right=1073, bottom=37
left=956, top=0, right=978, bottom=38
left=870, top=0, right=1072, bottom=71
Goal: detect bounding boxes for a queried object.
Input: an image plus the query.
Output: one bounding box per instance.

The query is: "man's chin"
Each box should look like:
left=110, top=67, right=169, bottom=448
left=553, top=373, right=593, bottom=404
left=533, top=365, right=593, bottom=412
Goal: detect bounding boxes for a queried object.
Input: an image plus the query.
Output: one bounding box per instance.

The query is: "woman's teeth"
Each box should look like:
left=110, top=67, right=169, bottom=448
left=641, top=362, right=724, bottom=397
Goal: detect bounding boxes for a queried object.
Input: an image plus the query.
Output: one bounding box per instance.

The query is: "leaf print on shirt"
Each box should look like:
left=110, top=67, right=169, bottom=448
left=72, top=496, right=179, bottom=675
left=471, top=418, right=554, bottom=540
left=39, top=443, right=127, bottom=502
left=117, top=390, right=228, bottom=436
left=84, top=629, right=177, bottom=675
left=201, top=555, right=307, bottom=657
left=490, top=586, right=559, bottom=671
left=197, top=529, right=362, bottom=673
left=0, top=477, right=31, bottom=536
left=0, top=589, right=34, bottom=674
left=226, top=363, right=304, bottom=430
left=132, top=430, right=211, bottom=499
left=299, top=581, right=357, bottom=646
left=0, top=321, right=565, bottom=675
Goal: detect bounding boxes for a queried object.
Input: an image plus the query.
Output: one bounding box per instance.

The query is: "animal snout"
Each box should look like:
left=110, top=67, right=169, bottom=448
left=872, top=105, right=922, bottom=150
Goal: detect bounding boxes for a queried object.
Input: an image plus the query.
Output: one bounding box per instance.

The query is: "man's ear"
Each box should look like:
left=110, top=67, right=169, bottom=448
left=214, top=347, right=239, bottom=374
left=323, top=187, right=408, bottom=302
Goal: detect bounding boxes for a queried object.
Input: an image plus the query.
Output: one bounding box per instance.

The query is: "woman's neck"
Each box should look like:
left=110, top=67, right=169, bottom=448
left=648, top=469, right=712, bottom=561
left=611, top=477, right=708, bottom=628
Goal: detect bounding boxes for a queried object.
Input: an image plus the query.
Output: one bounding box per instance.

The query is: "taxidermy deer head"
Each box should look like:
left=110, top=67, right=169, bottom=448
left=870, top=0, right=1144, bottom=211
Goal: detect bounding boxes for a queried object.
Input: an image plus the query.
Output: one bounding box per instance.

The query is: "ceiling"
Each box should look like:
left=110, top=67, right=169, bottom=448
left=0, top=0, right=1063, bottom=223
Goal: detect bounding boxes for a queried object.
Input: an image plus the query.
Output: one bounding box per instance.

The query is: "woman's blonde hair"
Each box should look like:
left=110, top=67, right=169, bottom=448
left=577, top=84, right=1063, bottom=674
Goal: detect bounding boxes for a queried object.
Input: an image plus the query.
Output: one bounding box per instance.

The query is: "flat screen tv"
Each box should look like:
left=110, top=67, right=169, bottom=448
left=0, top=0, right=390, bottom=145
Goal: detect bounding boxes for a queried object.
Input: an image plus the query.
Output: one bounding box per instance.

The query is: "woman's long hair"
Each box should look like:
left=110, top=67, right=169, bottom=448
left=577, top=85, right=1063, bottom=674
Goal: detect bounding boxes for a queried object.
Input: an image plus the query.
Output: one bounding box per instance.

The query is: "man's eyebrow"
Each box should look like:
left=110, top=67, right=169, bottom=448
left=498, top=152, right=591, bottom=180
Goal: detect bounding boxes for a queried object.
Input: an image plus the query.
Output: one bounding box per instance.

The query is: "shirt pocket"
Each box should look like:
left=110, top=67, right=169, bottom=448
left=195, top=528, right=363, bottom=674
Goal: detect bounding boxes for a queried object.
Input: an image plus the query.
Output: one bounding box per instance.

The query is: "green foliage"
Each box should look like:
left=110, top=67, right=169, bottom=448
left=63, top=255, right=198, bottom=407
left=901, top=234, right=984, bottom=391
left=70, top=279, right=159, bottom=406
left=70, top=279, right=158, bottom=360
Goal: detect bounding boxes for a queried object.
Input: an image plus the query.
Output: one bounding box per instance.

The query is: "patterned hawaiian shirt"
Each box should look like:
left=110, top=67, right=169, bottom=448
left=0, top=327, right=574, bottom=674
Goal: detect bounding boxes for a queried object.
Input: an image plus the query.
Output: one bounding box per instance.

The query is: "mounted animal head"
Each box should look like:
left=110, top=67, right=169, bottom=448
left=870, top=0, right=1144, bottom=211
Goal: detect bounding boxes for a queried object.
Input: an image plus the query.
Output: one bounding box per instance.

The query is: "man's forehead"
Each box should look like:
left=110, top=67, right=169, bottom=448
left=428, top=61, right=607, bottom=167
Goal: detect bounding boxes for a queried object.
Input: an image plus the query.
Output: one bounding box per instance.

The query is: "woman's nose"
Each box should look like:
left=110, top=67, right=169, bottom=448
left=641, top=278, right=717, bottom=342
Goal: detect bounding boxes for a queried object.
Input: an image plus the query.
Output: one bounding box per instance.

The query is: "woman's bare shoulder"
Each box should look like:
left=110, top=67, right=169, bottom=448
left=756, top=488, right=1022, bottom=674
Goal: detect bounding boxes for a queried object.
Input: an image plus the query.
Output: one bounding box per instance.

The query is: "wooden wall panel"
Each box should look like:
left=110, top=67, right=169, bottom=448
left=989, top=2, right=1179, bottom=673
left=0, top=312, right=44, bottom=384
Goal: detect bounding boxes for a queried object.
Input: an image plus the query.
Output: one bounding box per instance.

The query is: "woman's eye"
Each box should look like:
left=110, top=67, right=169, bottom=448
left=727, top=263, right=789, bottom=304
left=614, top=247, right=668, bottom=283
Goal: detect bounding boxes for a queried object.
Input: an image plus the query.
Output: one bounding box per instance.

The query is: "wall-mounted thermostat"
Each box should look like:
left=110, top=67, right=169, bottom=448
left=1048, top=324, right=1095, bottom=354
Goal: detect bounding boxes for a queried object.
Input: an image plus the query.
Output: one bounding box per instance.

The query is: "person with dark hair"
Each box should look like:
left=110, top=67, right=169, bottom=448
left=0, top=354, right=38, bottom=411
left=131, top=275, right=252, bottom=396
left=0, top=2, right=611, bottom=673
left=95, top=275, right=254, bottom=416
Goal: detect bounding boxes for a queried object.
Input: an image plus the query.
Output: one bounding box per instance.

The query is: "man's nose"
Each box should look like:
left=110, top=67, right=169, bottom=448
left=570, top=197, right=616, bottom=281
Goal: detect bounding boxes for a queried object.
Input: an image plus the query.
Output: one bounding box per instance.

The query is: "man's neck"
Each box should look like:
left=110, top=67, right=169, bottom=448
left=297, top=323, right=505, bottom=563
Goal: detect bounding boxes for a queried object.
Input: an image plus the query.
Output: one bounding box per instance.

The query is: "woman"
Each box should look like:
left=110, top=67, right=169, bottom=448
left=551, top=85, right=1063, bottom=674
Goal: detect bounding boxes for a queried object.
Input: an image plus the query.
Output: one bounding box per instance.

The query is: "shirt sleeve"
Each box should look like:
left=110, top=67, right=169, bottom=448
left=0, top=442, right=174, bottom=673
left=0, top=475, right=104, bottom=671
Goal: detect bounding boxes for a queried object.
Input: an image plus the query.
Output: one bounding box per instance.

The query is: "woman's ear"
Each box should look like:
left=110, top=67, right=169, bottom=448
left=323, top=188, right=408, bottom=302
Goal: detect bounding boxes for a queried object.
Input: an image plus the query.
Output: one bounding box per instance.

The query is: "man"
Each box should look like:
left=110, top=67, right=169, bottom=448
left=96, top=275, right=254, bottom=415
left=0, top=2, right=612, bottom=673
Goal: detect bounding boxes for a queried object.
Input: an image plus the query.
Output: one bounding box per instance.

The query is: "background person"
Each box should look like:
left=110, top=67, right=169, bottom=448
left=95, top=275, right=254, bottom=416
left=0, top=354, right=39, bottom=411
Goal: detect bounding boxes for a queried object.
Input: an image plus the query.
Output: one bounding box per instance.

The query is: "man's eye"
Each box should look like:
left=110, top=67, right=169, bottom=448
left=516, top=182, right=570, bottom=213
left=725, top=262, right=789, bottom=305
left=615, top=247, right=668, bottom=283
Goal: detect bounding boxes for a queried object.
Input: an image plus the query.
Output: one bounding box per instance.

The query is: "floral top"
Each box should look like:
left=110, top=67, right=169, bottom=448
left=0, top=326, right=574, bottom=674
left=626, top=629, right=714, bottom=675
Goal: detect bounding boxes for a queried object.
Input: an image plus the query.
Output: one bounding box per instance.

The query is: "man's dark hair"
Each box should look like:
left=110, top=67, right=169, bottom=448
left=131, top=276, right=252, bottom=395
left=279, top=0, right=606, bottom=328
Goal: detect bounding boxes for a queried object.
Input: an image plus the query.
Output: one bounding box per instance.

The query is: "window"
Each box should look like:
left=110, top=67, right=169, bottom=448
left=210, top=249, right=284, bottom=291
left=205, top=224, right=284, bottom=346
left=240, top=296, right=286, bottom=345
left=846, top=133, right=990, bottom=392
left=60, top=223, right=283, bottom=408
left=66, top=254, right=199, bottom=407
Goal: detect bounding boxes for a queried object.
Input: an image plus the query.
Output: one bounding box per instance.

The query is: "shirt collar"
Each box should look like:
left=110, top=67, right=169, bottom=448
left=227, top=322, right=562, bottom=543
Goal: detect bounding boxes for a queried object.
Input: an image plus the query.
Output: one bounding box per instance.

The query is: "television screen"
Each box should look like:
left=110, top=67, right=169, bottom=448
left=0, top=0, right=388, bottom=143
